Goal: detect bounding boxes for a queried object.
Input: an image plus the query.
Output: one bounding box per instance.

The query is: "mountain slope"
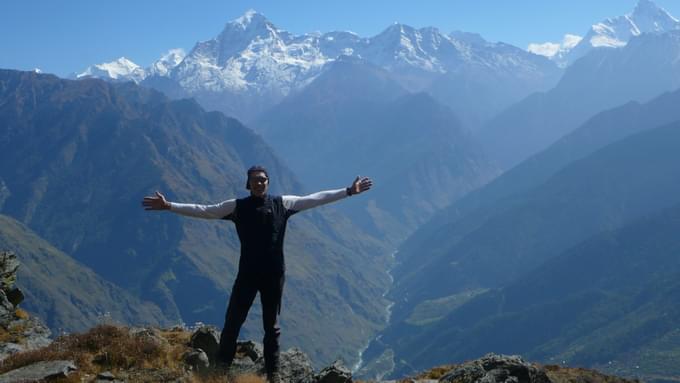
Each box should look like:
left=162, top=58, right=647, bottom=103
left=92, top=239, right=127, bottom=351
left=360, top=119, right=680, bottom=378
left=254, top=58, right=497, bottom=243
left=0, top=214, right=169, bottom=331
left=0, top=69, right=390, bottom=367
left=481, top=30, right=680, bottom=169
left=400, top=86, right=680, bottom=274
left=563, top=0, right=680, bottom=65
left=401, top=201, right=680, bottom=381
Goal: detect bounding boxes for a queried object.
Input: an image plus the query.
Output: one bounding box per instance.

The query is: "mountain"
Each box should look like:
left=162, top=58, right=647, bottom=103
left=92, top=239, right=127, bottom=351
left=530, top=0, right=680, bottom=66
left=425, top=36, right=561, bottom=130
left=0, top=214, right=169, bottom=331
left=388, top=201, right=680, bottom=382
left=147, top=49, right=186, bottom=77
left=75, top=57, right=147, bottom=83
left=419, top=86, right=680, bottom=251
left=480, top=29, right=680, bottom=170
left=77, top=11, right=561, bottom=126
left=563, top=0, right=680, bottom=65
left=254, top=57, right=498, bottom=243
left=359, top=112, right=680, bottom=378
left=0, top=69, right=391, bottom=367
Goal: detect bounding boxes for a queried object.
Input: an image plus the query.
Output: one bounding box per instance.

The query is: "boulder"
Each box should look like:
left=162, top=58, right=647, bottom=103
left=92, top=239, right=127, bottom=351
left=226, top=344, right=314, bottom=383
left=237, top=340, right=264, bottom=361
left=279, top=348, right=315, bottom=383
left=0, top=290, right=14, bottom=325
left=0, top=316, right=52, bottom=361
left=130, top=326, right=168, bottom=347
left=314, top=360, right=353, bottom=383
left=189, top=325, right=220, bottom=364
left=0, top=251, right=19, bottom=292
left=183, top=348, right=210, bottom=373
left=439, top=354, right=551, bottom=383
left=0, top=360, right=76, bottom=382
left=5, top=288, right=23, bottom=307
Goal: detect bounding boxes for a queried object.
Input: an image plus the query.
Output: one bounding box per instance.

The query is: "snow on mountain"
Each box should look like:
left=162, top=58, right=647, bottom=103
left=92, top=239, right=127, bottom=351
left=361, top=24, right=449, bottom=73
left=528, top=34, right=582, bottom=59
left=530, top=0, right=680, bottom=67
left=75, top=10, right=559, bottom=121
left=169, top=10, right=332, bottom=95
left=76, top=57, right=147, bottom=83
left=148, top=49, right=186, bottom=77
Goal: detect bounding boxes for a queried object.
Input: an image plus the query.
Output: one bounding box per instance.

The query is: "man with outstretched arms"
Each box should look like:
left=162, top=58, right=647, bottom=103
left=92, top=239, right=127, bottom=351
left=142, top=166, right=372, bottom=383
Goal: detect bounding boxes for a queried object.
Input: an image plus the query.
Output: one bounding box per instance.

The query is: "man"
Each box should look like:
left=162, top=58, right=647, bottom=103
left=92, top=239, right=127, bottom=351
left=142, top=166, right=372, bottom=382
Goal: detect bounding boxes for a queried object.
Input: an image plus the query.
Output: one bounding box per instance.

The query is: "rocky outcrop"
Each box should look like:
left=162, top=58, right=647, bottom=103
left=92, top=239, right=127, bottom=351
left=0, top=251, right=51, bottom=361
left=0, top=360, right=76, bottom=382
left=314, top=360, right=353, bottom=383
left=186, top=325, right=322, bottom=382
left=439, top=354, right=551, bottom=383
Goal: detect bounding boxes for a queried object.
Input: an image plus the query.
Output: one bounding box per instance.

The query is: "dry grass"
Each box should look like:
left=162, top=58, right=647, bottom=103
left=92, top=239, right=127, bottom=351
left=545, top=365, right=640, bottom=383
left=0, top=320, right=29, bottom=343
left=186, top=373, right=267, bottom=383
left=0, top=324, right=181, bottom=376
left=415, top=364, right=460, bottom=379
left=14, top=308, right=30, bottom=320
left=0, top=324, right=273, bottom=382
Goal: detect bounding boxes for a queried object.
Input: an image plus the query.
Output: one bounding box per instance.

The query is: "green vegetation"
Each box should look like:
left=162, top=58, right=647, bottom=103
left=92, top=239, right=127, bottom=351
left=406, top=289, right=488, bottom=326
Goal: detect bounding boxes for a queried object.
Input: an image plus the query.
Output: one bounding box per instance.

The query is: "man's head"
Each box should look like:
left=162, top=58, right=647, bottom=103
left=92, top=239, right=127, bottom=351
left=246, top=165, right=269, bottom=197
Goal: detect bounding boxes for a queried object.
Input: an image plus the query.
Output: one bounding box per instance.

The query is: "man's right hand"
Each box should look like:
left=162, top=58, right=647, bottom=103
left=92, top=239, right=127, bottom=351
left=142, top=191, right=170, bottom=210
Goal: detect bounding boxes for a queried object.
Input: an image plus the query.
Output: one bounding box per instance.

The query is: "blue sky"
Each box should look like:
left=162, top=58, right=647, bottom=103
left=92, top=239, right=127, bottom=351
left=3, top=0, right=680, bottom=76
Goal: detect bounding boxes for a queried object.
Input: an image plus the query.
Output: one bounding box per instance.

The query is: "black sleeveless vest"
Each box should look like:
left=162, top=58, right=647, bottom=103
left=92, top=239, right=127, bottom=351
left=223, top=195, right=295, bottom=274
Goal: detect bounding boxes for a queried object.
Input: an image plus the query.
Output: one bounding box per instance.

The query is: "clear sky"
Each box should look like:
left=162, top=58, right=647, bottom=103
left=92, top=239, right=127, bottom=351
left=3, top=0, right=680, bottom=77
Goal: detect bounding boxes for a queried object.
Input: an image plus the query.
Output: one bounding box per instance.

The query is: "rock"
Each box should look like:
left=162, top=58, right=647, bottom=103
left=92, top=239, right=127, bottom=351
left=0, top=251, right=19, bottom=292
left=237, top=340, right=264, bottom=361
left=184, top=348, right=210, bottom=373
left=224, top=344, right=314, bottom=383
left=439, top=354, right=551, bottom=383
left=0, top=344, right=23, bottom=361
left=230, top=341, right=264, bottom=374
left=279, top=347, right=315, bottom=383
left=130, top=326, right=168, bottom=347
left=96, top=371, right=116, bottom=380
left=0, top=360, right=76, bottom=382
left=439, top=363, right=485, bottom=383
left=0, top=316, right=52, bottom=361
left=189, top=325, right=220, bottom=364
left=0, top=290, right=14, bottom=325
left=314, top=360, right=353, bottom=383
left=5, top=288, right=23, bottom=307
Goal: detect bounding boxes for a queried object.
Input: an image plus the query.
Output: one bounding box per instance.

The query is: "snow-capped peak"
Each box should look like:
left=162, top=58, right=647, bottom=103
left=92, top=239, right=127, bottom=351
left=76, top=57, right=146, bottom=83
left=148, top=48, right=186, bottom=77
left=224, top=9, right=283, bottom=37
left=233, top=9, right=261, bottom=29
left=529, top=0, right=680, bottom=66
left=628, top=0, right=679, bottom=34
left=528, top=34, right=582, bottom=59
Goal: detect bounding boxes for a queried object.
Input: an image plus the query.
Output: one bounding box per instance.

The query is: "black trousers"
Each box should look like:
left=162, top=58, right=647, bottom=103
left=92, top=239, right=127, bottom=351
left=217, top=271, right=285, bottom=375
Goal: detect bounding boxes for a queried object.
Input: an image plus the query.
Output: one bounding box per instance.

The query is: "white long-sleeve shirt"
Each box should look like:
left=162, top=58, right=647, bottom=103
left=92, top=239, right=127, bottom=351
left=169, top=188, right=349, bottom=219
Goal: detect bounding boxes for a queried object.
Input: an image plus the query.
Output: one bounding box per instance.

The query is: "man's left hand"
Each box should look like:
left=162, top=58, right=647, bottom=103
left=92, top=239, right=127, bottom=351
left=350, top=176, right=373, bottom=195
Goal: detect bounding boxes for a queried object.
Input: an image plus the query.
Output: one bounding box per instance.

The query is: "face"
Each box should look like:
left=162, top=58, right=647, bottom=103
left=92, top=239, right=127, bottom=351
left=248, top=171, right=269, bottom=197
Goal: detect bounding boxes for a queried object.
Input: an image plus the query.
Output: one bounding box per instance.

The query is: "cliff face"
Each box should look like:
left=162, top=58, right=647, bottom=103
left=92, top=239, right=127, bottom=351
left=0, top=250, right=51, bottom=361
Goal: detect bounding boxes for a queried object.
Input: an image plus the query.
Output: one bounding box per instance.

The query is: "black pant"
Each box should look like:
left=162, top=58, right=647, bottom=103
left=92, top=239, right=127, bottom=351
left=217, top=271, right=285, bottom=375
